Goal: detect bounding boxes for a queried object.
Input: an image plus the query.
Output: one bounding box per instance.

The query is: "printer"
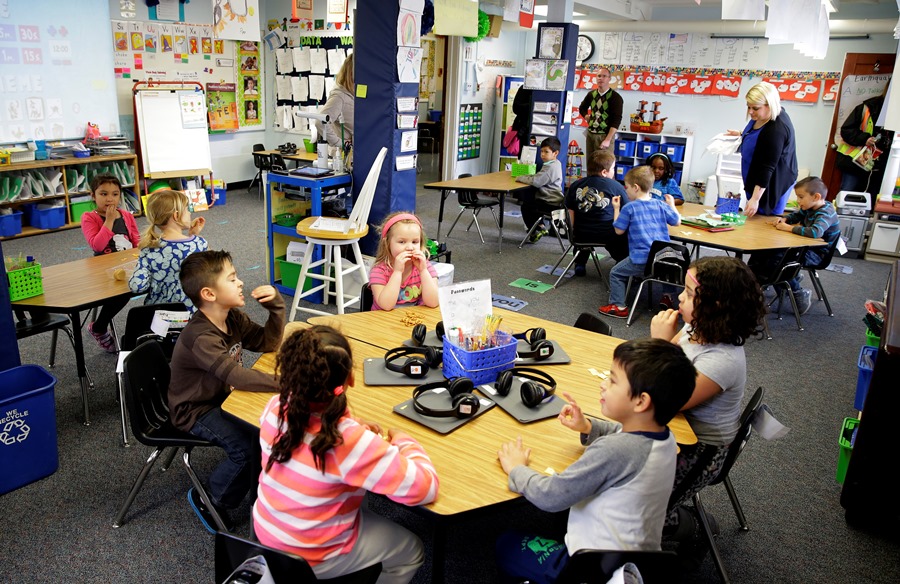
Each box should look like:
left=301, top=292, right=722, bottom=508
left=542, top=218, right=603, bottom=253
left=836, top=191, right=871, bottom=217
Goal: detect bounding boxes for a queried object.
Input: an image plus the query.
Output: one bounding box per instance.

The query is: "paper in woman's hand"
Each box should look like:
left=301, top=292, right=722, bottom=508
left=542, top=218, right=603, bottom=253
left=705, top=133, right=742, bottom=156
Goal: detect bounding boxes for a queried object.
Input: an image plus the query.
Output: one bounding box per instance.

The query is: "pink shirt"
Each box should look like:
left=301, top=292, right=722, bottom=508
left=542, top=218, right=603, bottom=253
left=368, top=261, right=438, bottom=311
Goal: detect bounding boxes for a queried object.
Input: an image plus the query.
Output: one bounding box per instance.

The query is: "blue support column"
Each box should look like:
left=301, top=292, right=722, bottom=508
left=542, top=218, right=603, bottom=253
left=354, top=2, right=419, bottom=254
left=531, top=23, right=579, bottom=173
left=0, top=241, right=23, bottom=372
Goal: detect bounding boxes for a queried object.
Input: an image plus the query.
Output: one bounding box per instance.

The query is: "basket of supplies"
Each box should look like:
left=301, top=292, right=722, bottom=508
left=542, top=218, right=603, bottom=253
left=7, top=262, right=43, bottom=301
left=443, top=331, right=516, bottom=385
left=715, top=196, right=741, bottom=215
left=511, top=163, right=536, bottom=178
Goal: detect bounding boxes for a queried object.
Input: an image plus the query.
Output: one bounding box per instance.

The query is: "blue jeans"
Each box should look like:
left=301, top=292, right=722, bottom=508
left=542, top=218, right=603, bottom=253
left=609, top=257, right=646, bottom=307
left=495, top=531, right=569, bottom=584
left=190, top=407, right=260, bottom=510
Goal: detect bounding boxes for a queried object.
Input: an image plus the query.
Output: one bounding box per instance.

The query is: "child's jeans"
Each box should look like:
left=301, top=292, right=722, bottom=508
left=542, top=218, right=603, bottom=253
left=609, top=257, right=646, bottom=306
left=190, top=407, right=260, bottom=510
left=518, top=186, right=559, bottom=230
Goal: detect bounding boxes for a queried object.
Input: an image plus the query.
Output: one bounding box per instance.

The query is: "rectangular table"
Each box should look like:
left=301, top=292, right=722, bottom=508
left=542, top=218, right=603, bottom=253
left=670, top=202, right=826, bottom=259
left=423, top=171, right=529, bottom=253
left=258, top=149, right=317, bottom=167
left=224, top=307, right=697, bottom=582
left=11, top=249, right=138, bottom=425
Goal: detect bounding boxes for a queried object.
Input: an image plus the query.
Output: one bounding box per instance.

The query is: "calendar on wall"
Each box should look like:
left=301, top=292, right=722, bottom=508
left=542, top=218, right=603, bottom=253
left=457, top=103, right=483, bottom=161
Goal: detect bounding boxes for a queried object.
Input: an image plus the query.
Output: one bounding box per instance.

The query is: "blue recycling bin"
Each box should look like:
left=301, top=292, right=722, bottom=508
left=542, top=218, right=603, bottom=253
left=0, top=365, right=59, bottom=495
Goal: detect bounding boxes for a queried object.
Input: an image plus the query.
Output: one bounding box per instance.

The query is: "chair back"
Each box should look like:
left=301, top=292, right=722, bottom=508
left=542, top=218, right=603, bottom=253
left=757, top=246, right=807, bottom=286
left=557, top=549, right=679, bottom=584
left=643, top=240, right=691, bottom=282
left=253, top=151, right=273, bottom=172
left=456, top=173, right=479, bottom=205
left=573, top=312, right=612, bottom=336
left=253, top=143, right=265, bottom=153
left=708, top=386, right=765, bottom=488
left=270, top=153, right=288, bottom=171
left=359, top=283, right=374, bottom=312
left=122, top=341, right=179, bottom=442
left=121, top=302, right=188, bottom=358
left=807, top=235, right=840, bottom=271
left=348, top=146, right=387, bottom=231
left=14, top=311, right=71, bottom=340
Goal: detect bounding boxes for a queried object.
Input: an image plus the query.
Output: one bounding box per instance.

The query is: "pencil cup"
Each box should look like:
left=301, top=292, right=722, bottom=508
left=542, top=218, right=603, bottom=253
left=442, top=331, right=516, bottom=386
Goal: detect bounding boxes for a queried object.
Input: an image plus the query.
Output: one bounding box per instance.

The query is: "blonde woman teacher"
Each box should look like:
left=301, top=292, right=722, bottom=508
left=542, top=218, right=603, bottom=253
left=316, top=52, right=354, bottom=148
left=726, top=82, right=797, bottom=218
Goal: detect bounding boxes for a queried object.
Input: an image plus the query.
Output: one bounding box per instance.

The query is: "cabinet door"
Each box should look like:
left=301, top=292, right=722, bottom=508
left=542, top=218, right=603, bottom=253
left=840, top=217, right=866, bottom=251
left=868, top=222, right=900, bottom=255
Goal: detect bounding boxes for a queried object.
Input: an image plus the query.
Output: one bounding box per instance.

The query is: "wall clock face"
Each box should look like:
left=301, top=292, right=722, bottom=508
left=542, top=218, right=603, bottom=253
left=576, top=35, right=594, bottom=62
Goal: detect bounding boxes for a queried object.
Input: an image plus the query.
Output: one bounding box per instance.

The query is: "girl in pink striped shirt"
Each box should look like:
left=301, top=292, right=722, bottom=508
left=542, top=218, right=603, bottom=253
left=252, top=325, right=439, bottom=583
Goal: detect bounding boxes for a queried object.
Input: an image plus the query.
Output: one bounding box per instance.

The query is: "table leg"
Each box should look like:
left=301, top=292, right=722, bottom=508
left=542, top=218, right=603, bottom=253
left=497, top=193, right=506, bottom=254
left=437, top=189, right=449, bottom=240
left=431, top=521, right=447, bottom=584
left=69, top=310, right=91, bottom=426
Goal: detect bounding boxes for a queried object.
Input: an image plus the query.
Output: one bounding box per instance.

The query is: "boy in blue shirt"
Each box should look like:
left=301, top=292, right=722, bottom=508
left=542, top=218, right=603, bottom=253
left=600, top=166, right=681, bottom=319
left=516, top=137, right=564, bottom=243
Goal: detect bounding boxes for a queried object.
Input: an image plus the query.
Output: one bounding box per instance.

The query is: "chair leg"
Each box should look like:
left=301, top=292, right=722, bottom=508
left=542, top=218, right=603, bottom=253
left=470, top=213, right=486, bottom=244
left=116, top=372, right=131, bottom=448
left=784, top=287, right=804, bottom=332
left=723, top=476, right=749, bottom=531
left=518, top=222, right=540, bottom=248
left=49, top=329, right=59, bottom=368
left=113, top=446, right=164, bottom=527
left=182, top=448, right=229, bottom=532
left=552, top=246, right=577, bottom=288
left=809, top=269, right=833, bottom=316
left=465, top=208, right=479, bottom=232
left=626, top=280, right=647, bottom=327
left=590, top=250, right=609, bottom=290
left=445, top=207, right=467, bottom=238
left=289, top=243, right=317, bottom=322
left=332, top=245, right=345, bottom=314
left=694, top=493, right=731, bottom=584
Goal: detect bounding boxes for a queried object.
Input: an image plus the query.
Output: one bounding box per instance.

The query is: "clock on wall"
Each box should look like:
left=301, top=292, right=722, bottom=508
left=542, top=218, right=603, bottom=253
left=576, top=34, right=595, bottom=62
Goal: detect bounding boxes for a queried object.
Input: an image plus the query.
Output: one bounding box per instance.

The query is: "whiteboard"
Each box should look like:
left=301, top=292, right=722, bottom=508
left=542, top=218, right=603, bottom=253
left=134, top=90, right=212, bottom=177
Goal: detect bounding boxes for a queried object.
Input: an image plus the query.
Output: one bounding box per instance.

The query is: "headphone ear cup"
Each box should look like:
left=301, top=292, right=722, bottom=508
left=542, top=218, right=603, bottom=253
left=494, top=370, right=513, bottom=396
left=530, top=339, right=554, bottom=360
left=436, top=320, right=445, bottom=340
left=423, top=346, right=442, bottom=368
left=520, top=381, right=546, bottom=408
left=448, top=376, right=475, bottom=397
left=412, top=324, right=426, bottom=346
left=405, top=355, right=429, bottom=378
left=529, top=327, right=546, bottom=343
left=451, top=392, right=480, bottom=418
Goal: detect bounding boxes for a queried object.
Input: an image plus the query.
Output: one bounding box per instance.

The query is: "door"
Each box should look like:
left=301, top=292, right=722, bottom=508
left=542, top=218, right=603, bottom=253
left=820, top=53, right=894, bottom=200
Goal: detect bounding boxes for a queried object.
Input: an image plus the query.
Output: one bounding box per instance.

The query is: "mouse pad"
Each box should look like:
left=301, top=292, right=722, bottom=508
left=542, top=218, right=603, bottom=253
left=363, top=358, right=446, bottom=386
left=402, top=334, right=443, bottom=350
left=515, top=339, right=571, bottom=366
left=476, top=377, right=564, bottom=423
left=393, top=391, right=495, bottom=434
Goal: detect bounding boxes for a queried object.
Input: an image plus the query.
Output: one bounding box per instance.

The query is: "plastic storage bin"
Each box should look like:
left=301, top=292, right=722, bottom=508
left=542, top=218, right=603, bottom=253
left=615, top=140, right=636, bottom=157
left=207, top=187, right=227, bottom=206
left=855, top=345, right=878, bottom=410
left=661, top=144, right=685, bottom=162
left=7, top=262, right=43, bottom=301
left=443, top=331, right=516, bottom=385
left=865, top=329, right=880, bottom=348
left=69, top=201, right=94, bottom=224
left=615, top=164, right=633, bottom=182
left=836, top=416, right=860, bottom=484
left=0, top=365, right=59, bottom=495
left=276, top=255, right=314, bottom=293
left=639, top=142, right=660, bottom=158
left=30, top=206, right=66, bottom=230
left=0, top=211, right=23, bottom=237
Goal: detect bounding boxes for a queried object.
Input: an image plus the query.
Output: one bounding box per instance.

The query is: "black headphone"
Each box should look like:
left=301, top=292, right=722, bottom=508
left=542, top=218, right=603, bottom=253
left=411, top=321, right=445, bottom=346
left=514, top=328, right=554, bottom=361
left=495, top=367, right=557, bottom=408
left=412, top=377, right=480, bottom=419
left=384, top=346, right=443, bottom=379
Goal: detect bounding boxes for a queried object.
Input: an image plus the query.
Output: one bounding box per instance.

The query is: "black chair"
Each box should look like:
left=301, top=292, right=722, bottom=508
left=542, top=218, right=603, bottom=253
left=573, top=312, right=612, bottom=336
left=692, top=387, right=766, bottom=583
left=116, top=302, right=188, bottom=446
left=554, top=549, right=679, bottom=584
left=550, top=214, right=608, bottom=289
left=805, top=237, right=840, bottom=317
left=270, top=152, right=288, bottom=172
left=112, top=340, right=227, bottom=532
left=624, top=240, right=691, bottom=327
left=250, top=144, right=272, bottom=199
left=359, top=283, right=374, bottom=312
left=14, top=310, right=94, bottom=388
left=754, top=246, right=808, bottom=338
left=445, top=173, right=501, bottom=244
left=215, top=531, right=382, bottom=584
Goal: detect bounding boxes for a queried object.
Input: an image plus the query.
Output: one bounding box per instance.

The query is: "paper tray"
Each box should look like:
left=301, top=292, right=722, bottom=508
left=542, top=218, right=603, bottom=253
left=363, top=358, right=446, bottom=386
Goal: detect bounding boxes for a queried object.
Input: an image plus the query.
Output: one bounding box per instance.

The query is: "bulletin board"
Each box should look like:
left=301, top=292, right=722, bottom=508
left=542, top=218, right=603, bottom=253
left=134, top=87, right=212, bottom=178
left=0, top=0, right=120, bottom=143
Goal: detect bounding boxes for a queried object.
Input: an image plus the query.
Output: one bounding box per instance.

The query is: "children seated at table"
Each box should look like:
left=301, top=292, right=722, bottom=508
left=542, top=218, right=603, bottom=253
left=168, top=250, right=285, bottom=532
left=516, top=136, right=564, bottom=243
left=253, top=325, right=439, bottom=583
left=599, top=166, right=681, bottom=319
left=129, top=189, right=207, bottom=311
left=749, top=176, right=840, bottom=315
left=564, top=150, right=629, bottom=275
left=369, top=211, right=439, bottom=311
left=495, top=338, right=696, bottom=584
left=646, top=152, right=684, bottom=204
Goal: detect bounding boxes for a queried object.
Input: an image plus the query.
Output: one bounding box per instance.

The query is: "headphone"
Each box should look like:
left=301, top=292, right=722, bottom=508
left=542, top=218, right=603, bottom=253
left=514, top=327, right=554, bottom=361
left=495, top=367, right=557, bottom=408
left=412, top=377, right=481, bottom=419
left=384, top=346, right=442, bottom=379
left=411, top=321, right=445, bottom=346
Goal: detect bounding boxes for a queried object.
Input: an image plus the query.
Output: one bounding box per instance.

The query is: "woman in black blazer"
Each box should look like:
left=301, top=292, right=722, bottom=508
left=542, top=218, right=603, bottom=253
left=726, top=82, right=798, bottom=218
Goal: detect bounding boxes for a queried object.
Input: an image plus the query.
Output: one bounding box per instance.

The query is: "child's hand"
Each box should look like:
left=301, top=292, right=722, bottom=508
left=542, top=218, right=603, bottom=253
left=498, top=436, right=531, bottom=475
left=650, top=308, right=680, bottom=340
left=774, top=220, right=793, bottom=232
left=104, top=204, right=121, bottom=224
left=190, top=216, right=205, bottom=235
left=611, top=196, right=620, bottom=210
left=410, top=248, right=429, bottom=271
left=357, top=418, right=383, bottom=436
left=664, top=194, right=676, bottom=207
left=251, top=285, right=278, bottom=303
left=391, top=251, right=410, bottom=273
left=558, top=392, right=591, bottom=434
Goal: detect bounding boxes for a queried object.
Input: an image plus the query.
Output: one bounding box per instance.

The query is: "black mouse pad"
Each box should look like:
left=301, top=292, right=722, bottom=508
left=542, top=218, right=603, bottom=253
left=393, top=391, right=495, bottom=434
left=476, top=377, right=564, bottom=423
left=363, top=358, right=446, bottom=386
left=515, top=339, right=571, bottom=366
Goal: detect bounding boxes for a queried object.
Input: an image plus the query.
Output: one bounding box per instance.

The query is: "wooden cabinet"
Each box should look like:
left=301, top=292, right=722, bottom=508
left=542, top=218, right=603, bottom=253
left=0, top=153, right=141, bottom=240
left=612, top=131, right=694, bottom=190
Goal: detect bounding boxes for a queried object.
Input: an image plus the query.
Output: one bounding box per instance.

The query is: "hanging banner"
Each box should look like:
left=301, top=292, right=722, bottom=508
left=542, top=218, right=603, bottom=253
left=763, top=77, right=821, bottom=103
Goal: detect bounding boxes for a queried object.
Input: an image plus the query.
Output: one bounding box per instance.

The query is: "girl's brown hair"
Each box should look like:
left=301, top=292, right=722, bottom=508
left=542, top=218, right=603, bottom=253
left=373, top=211, right=428, bottom=267
left=267, top=325, right=353, bottom=473
left=688, top=256, right=765, bottom=346
left=139, top=190, right=191, bottom=249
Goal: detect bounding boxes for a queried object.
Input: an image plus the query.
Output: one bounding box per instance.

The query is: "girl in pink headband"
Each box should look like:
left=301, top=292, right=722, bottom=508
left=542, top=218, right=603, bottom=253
left=369, top=211, right=440, bottom=311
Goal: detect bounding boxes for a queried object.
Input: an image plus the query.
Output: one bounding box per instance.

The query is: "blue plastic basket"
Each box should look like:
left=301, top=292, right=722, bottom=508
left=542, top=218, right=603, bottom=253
left=855, top=345, right=878, bottom=411
left=715, top=197, right=741, bottom=215
left=443, top=331, right=516, bottom=385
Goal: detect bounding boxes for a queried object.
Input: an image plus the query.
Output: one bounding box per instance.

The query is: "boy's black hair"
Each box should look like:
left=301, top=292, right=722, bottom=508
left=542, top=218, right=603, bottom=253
left=540, top=136, right=561, bottom=153
left=795, top=176, right=828, bottom=199
left=179, top=250, right=234, bottom=307
left=90, top=173, right=121, bottom=193
left=647, top=152, right=675, bottom=181
left=613, top=338, right=695, bottom=426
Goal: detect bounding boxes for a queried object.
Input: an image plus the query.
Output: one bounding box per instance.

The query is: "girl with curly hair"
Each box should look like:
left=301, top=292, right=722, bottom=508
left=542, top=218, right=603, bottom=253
left=252, top=325, right=439, bottom=583
left=649, top=256, right=766, bottom=555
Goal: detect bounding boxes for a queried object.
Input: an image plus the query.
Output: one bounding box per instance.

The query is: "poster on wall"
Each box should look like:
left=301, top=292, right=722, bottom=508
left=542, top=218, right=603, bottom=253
left=213, top=0, right=261, bottom=42
left=238, top=41, right=262, bottom=126
left=762, top=77, right=821, bottom=103
left=207, top=83, right=239, bottom=131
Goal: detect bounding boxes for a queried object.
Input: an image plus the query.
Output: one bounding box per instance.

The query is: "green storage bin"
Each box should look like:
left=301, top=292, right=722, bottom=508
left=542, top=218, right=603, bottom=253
left=836, top=417, right=860, bottom=484
left=511, top=163, right=536, bottom=178
left=70, top=201, right=94, bottom=224
left=276, top=255, right=314, bottom=292
left=865, top=329, right=880, bottom=348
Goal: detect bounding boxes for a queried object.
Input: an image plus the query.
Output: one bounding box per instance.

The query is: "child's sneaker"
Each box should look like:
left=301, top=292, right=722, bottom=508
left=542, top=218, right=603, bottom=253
left=573, top=264, right=587, bottom=277
left=187, top=487, right=233, bottom=533
left=598, top=304, right=629, bottom=319
left=89, top=322, right=117, bottom=353
left=793, top=288, right=812, bottom=316
left=528, top=228, right=548, bottom=244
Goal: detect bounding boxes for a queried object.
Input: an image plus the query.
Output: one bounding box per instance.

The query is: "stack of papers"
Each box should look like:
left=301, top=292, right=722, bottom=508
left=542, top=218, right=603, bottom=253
left=309, top=217, right=351, bottom=234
